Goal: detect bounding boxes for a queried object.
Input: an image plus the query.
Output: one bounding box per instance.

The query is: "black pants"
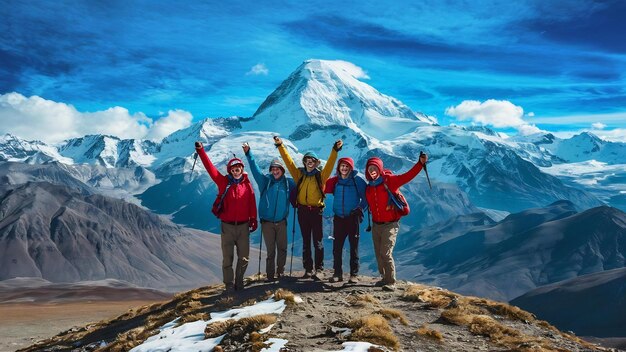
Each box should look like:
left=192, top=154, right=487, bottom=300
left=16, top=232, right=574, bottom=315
left=298, top=206, right=324, bottom=272
left=332, top=213, right=360, bottom=277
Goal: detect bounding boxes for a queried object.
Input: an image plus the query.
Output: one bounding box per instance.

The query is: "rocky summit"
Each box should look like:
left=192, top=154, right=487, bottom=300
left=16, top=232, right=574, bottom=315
left=21, top=273, right=614, bottom=352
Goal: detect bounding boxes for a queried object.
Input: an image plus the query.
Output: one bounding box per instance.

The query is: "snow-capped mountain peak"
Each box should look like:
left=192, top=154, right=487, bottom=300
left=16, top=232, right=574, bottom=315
left=245, top=59, right=435, bottom=140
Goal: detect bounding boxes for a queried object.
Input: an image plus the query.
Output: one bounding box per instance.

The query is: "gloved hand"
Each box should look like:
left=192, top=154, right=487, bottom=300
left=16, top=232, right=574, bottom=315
left=195, top=141, right=203, bottom=149
left=350, top=208, right=364, bottom=223
left=249, top=218, right=258, bottom=232
left=273, top=136, right=282, bottom=147
left=333, top=139, right=343, bottom=151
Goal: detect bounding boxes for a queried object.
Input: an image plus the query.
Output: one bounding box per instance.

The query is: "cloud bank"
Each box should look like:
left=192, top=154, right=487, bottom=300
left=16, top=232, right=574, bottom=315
left=0, top=93, right=192, bottom=143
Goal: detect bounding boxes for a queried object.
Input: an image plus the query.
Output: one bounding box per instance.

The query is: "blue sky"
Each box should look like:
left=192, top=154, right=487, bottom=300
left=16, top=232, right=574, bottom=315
left=1, top=0, right=625, bottom=141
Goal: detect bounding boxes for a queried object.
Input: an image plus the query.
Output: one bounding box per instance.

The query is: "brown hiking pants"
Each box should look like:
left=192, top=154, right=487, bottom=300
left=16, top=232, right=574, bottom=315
left=261, top=219, right=288, bottom=278
left=221, top=222, right=250, bottom=288
left=372, top=221, right=399, bottom=285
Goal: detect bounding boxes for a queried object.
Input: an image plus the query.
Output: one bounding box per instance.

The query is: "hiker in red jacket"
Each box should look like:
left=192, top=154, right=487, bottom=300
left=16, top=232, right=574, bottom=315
left=365, top=154, right=427, bottom=291
left=195, top=141, right=258, bottom=291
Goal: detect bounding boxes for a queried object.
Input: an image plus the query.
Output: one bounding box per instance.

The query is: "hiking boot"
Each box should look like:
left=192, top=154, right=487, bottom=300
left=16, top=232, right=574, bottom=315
left=382, top=284, right=396, bottom=292
left=224, top=283, right=235, bottom=292
left=312, top=270, right=325, bottom=281
left=374, top=279, right=385, bottom=287
left=302, top=271, right=313, bottom=279
left=329, top=275, right=343, bottom=283
left=265, top=275, right=277, bottom=283
left=348, top=275, right=358, bottom=284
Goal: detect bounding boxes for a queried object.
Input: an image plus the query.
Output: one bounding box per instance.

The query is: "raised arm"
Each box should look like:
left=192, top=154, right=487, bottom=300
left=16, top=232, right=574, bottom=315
left=195, top=142, right=227, bottom=188
left=274, top=136, right=301, bottom=181
left=320, top=140, right=342, bottom=183
left=243, top=144, right=268, bottom=191
left=389, top=153, right=428, bottom=189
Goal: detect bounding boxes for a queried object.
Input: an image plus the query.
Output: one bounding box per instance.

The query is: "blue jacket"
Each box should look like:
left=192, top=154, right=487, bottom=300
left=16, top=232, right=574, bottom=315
left=326, top=170, right=368, bottom=218
left=246, top=151, right=295, bottom=222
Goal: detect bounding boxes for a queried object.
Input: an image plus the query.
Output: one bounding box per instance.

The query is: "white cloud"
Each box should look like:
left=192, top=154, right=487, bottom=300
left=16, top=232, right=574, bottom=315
left=145, top=110, right=193, bottom=141
left=445, top=99, right=526, bottom=128
left=517, top=124, right=542, bottom=136
left=592, top=122, right=606, bottom=130
left=445, top=99, right=548, bottom=136
left=0, top=92, right=193, bottom=143
left=527, top=112, right=535, bottom=117
left=246, top=63, right=269, bottom=76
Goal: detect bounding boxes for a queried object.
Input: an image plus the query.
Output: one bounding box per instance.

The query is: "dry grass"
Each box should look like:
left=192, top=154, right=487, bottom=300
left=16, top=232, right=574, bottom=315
left=467, top=297, right=535, bottom=323
left=179, top=312, right=209, bottom=324
left=415, top=324, right=443, bottom=342
left=205, top=314, right=277, bottom=339
left=205, top=320, right=234, bottom=338
left=468, top=315, right=521, bottom=341
left=376, top=308, right=409, bottom=326
left=347, top=293, right=380, bottom=307
left=347, top=314, right=400, bottom=351
left=273, top=288, right=297, bottom=305
left=403, top=285, right=459, bottom=308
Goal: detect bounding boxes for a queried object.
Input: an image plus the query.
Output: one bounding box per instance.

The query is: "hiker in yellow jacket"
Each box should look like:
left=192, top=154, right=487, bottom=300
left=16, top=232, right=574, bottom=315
left=273, top=136, right=342, bottom=280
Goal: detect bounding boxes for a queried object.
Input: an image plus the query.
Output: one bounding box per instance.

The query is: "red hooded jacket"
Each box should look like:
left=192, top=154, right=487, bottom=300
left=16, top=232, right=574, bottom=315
left=196, top=147, right=257, bottom=223
left=365, top=157, right=423, bottom=223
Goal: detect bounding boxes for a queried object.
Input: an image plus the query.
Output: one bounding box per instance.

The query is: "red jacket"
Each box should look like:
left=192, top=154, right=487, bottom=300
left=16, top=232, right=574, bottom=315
left=365, top=157, right=423, bottom=223
left=196, top=147, right=257, bottom=223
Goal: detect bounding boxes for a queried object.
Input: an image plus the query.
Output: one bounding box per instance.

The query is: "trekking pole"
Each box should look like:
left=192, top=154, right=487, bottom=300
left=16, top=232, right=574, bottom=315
left=186, top=152, right=198, bottom=182
left=420, top=151, right=432, bottom=190
left=257, top=228, right=263, bottom=280
left=289, top=207, right=296, bottom=276
left=191, top=152, right=198, bottom=172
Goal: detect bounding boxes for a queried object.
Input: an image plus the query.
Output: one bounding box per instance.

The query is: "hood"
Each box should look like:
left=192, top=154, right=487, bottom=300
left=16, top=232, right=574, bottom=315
left=336, top=157, right=355, bottom=175
left=365, top=157, right=385, bottom=181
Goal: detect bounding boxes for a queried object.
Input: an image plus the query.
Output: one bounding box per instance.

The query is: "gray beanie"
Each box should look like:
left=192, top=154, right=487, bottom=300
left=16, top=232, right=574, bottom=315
left=269, top=159, right=285, bottom=173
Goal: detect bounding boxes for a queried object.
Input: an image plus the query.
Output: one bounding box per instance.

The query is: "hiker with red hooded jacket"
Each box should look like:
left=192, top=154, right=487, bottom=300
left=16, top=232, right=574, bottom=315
left=324, top=157, right=368, bottom=284
left=365, top=153, right=428, bottom=291
left=273, top=136, right=341, bottom=280
left=195, top=141, right=258, bottom=292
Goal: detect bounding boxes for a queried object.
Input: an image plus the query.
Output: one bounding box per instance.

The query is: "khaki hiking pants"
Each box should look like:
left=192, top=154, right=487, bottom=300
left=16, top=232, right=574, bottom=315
left=261, top=219, right=288, bottom=278
left=372, top=221, right=399, bottom=285
left=221, top=222, right=250, bottom=288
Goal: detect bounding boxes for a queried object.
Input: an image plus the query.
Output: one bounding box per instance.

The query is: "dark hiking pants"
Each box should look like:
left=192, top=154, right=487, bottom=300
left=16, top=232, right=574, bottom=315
left=332, top=214, right=360, bottom=277
left=298, top=205, right=324, bottom=272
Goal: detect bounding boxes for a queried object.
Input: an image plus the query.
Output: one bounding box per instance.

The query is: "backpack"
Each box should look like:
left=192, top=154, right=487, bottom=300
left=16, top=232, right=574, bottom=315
left=382, top=175, right=410, bottom=217
left=211, top=182, right=232, bottom=217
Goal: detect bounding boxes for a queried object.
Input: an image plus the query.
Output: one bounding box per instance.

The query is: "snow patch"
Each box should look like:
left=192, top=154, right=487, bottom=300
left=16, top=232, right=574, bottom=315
left=260, top=338, right=289, bottom=352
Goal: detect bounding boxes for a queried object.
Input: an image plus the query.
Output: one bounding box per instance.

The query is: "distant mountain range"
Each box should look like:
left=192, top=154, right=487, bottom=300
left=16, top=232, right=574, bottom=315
left=512, top=267, right=626, bottom=338
left=0, top=165, right=229, bottom=291
left=393, top=200, right=626, bottom=302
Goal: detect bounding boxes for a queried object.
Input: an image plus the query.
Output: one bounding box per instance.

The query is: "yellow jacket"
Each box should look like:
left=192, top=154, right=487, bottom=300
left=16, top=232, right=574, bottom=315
left=277, top=144, right=338, bottom=207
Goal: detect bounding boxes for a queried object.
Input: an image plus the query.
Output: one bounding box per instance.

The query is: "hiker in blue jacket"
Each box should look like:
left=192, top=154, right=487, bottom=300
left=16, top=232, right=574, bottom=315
left=243, top=143, right=295, bottom=282
left=324, top=157, right=368, bottom=284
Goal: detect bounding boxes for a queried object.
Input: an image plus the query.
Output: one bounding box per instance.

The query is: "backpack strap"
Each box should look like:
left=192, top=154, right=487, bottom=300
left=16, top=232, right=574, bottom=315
left=296, top=167, right=326, bottom=201
left=216, top=181, right=233, bottom=209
